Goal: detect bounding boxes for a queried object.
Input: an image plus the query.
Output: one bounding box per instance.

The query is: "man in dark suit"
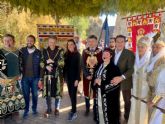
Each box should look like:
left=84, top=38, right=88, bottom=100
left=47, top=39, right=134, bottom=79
left=111, top=35, right=135, bottom=122
left=109, top=37, right=116, bottom=61
left=109, top=37, right=116, bottom=51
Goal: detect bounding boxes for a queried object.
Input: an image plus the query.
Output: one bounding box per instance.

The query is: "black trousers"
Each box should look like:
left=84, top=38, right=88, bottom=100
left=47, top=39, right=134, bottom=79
left=67, top=82, right=77, bottom=113
left=122, top=89, right=131, bottom=121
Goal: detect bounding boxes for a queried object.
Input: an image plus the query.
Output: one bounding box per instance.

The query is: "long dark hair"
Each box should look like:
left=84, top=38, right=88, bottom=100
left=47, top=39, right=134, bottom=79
left=66, top=39, right=78, bottom=53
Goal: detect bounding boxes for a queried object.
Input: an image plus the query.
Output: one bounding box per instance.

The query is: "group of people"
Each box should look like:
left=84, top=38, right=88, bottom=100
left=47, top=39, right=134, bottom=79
left=0, top=31, right=165, bottom=124
left=82, top=35, right=134, bottom=124
left=0, top=34, right=81, bottom=121
left=0, top=34, right=64, bottom=119
left=84, top=33, right=165, bottom=124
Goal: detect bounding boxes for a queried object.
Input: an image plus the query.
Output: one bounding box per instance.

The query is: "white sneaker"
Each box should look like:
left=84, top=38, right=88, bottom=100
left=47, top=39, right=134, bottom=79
left=68, top=112, right=77, bottom=121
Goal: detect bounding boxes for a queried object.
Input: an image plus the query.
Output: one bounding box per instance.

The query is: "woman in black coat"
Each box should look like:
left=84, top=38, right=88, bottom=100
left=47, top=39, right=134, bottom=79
left=94, top=48, right=121, bottom=124
left=64, top=39, right=81, bottom=121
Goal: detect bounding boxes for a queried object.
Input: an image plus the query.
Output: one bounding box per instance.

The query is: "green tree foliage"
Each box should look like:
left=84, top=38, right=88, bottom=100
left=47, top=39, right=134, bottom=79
left=2, top=0, right=165, bottom=17
left=0, top=7, right=55, bottom=48
left=62, top=16, right=90, bottom=39
left=2, top=0, right=104, bottom=17
left=0, top=2, right=11, bottom=36
left=86, top=17, right=102, bottom=38
left=0, top=3, right=102, bottom=47
left=61, top=16, right=103, bottom=40
left=0, top=1, right=107, bottom=48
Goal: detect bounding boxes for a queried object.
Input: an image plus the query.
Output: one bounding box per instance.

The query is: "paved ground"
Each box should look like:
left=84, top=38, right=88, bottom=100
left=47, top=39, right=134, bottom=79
left=0, top=83, right=125, bottom=124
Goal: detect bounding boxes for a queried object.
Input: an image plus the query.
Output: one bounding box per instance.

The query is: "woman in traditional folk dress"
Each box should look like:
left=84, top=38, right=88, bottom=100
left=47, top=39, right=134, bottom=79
left=147, top=38, right=165, bottom=124
left=0, top=34, right=25, bottom=117
left=128, top=36, right=152, bottom=124
left=94, top=48, right=121, bottom=124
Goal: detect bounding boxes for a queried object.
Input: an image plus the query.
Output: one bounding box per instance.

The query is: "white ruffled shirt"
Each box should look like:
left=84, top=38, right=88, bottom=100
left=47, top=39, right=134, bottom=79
left=147, top=47, right=165, bottom=73
left=135, top=47, right=151, bottom=69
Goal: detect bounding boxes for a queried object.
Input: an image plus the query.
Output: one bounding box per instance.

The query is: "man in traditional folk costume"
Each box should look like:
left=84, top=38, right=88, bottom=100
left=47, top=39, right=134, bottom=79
left=82, top=35, right=102, bottom=121
left=128, top=35, right=152, bottom=124
left=40, top=36, right=64, bottom=116
left=147, top=37, right=165, bottom=124
left=0, top=34, right=25, bottom=117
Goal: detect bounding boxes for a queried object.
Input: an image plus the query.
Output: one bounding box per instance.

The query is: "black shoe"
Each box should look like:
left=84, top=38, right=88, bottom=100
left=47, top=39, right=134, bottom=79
left=33, top=111, right=38, bottom=116
left=124, top=115, right=128, bottom=123
left=23, top=112, right=28, bottom=119
left=93, top=116, right=97, bottom=122
left=84, top=109, right=90, bottom=116
left=67, top=112, right=77, bottom=121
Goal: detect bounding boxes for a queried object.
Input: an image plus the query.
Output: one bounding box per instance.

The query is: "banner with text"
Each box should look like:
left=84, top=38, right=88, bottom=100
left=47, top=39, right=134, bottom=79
left=126, top=12, right=161, bottom=52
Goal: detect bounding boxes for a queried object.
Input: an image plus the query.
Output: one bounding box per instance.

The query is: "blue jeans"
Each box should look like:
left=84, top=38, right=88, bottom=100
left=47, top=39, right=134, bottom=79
left=21, top=77, right=39, bottom=113
left=46, top=97, right=61, bottom=111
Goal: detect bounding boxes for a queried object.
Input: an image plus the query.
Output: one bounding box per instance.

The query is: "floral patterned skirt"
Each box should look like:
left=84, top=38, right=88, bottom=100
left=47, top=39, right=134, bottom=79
left=0, top=79, right=25, bottom=117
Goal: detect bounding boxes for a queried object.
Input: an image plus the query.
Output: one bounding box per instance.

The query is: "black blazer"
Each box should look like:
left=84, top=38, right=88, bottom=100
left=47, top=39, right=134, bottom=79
left=64, top=51, right=81, bottom=83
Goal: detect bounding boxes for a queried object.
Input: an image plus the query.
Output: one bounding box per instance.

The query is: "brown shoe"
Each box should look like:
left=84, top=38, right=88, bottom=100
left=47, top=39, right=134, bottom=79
left=44, top=110, right=52, bottom=118
left=54, top=109, right=59, bottom=116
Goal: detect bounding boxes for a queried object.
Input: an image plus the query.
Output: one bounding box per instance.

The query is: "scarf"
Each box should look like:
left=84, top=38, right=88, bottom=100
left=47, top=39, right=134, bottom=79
left=135, top=47, right=151, bottom=69
left=147, top=47, right=165, bottom=72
